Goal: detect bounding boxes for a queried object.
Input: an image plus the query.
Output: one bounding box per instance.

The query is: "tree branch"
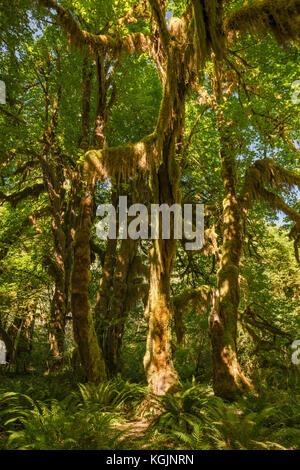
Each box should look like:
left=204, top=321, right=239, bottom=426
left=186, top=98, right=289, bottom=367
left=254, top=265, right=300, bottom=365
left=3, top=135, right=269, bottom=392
left=224, top=0, right=300, bottom=45
left=149, top=0, right=170, bottom=50
left=0, top=183, right=45, bottom=207
left=239, top=158, right=300, bottom=212
left=35, top=0, right=151, bottom=55
left=85, top=133, right=158, bottom=181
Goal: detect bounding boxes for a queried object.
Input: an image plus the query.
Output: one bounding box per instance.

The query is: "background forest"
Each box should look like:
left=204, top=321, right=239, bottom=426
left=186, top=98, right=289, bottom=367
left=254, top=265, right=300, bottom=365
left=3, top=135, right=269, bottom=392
left=0, top=0, right=299, bottom=451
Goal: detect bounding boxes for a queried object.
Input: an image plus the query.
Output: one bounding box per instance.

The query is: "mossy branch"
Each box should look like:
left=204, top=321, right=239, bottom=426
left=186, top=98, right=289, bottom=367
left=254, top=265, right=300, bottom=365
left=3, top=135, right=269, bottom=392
left=258, top=187, right=300, bottom=224
left=35, top=0, right=151, bottom=55
left=239, top=158, right=300, bottom=262
left=243, top=305, right=294, bottom=341
left=253, top=187, right=300, bottom=264
left=90, top=239, right=106, bottom=266
left=0, top=107, right=25, bottom=124
left=224, top=0, right=300, bottom=45
left=191, top=0, right=225, bottom=63
left=85, top=134, right=158, bottom=181
left=149, top=0, right=170, bottom=50
left=239, top=158, right=300, bottom=212
left=0, top=183, right=45, bottom=207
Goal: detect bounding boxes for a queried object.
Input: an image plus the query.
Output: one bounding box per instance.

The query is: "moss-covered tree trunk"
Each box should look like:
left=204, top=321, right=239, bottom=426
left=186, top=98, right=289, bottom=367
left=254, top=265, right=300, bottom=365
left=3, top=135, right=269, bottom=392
left=95, top=185, right=140, bottom=377
left=71, top=53, right=117, bottom=383
left=144, top=236, right=179, bottom=395
left=71, top=175, right=107, bottom=383
left=43, top=158, right=67, bottom=371
left=95, top=190, right=118, bottom=353
left=103, top=237, right=137, bottom=376
left=143, top=129, right=183, bottom=396
left=70, top=56, right=108, bottom=383
left=48, top=276, right=65, bottom=368
left=47, top=159, right=79, bottom=371
left=39, top=75, right=67, bottom=370
left=143, top=39, right=186, bottom=393
left=95, top=236, right=118, bottom=340
left=7, top=311, right=34, bottom=373
left=209, top=102, right=253, bottom=399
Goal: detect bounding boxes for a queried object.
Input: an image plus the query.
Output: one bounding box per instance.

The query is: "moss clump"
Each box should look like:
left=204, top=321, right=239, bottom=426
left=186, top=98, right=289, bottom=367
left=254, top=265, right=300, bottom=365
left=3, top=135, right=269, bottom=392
left=85, top=133, right=158, bottom=183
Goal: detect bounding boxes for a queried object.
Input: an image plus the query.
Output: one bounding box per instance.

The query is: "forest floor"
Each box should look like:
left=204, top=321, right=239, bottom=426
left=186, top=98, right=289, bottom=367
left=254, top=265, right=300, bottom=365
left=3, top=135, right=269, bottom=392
left=0, top=371, right=300, bottom=450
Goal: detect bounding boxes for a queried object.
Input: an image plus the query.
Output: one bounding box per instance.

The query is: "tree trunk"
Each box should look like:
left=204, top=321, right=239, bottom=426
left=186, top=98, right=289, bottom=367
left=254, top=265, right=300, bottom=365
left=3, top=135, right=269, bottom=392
left=104, top=238, right=137, bottom=376
left=95, top=186, right=140, bottom=377
left=209, top=118, right=253, bottom=400
left=95, top=189, right=118, bottom=349
left=143, top=37, right=186, bottom=394
left=144, top=159, right=181, bottom=395
left=71, top=180, right=107, bottom=383
left=7, top=311, right=34, bottom=373
left=70, top=54, right=110, bottom=383
left=39, top=68, right=68, bottom=371
left=144, top=239, right=179, bottom=395
left=49, top=280, right=65, bottom=369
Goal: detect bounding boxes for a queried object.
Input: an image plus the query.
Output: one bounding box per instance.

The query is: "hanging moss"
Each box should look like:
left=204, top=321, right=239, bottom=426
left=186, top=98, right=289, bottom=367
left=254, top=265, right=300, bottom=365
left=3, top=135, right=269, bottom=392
left=169, top=17, right=187, bottom=41
left=239, top=158, right=300, bottom=214
left=85, top=133, right=159, bottom=183
left=239, top=158, right=300, bottom=264
left=224, top=0, right=300, bottom=45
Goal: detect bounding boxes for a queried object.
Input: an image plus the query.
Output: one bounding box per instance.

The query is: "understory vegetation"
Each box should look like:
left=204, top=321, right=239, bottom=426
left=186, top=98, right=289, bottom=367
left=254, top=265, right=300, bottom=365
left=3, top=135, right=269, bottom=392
left=0, top=374, right=299, bottom=450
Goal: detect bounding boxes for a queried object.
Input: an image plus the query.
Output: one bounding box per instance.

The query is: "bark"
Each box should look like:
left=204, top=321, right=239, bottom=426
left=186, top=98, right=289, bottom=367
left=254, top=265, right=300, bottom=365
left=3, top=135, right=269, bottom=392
left=71, top=177, right=107, bottom=383
left=143, top=153, right=182, bottom=395
left=40, top=83, right=68, bottom=370
left=70, top=54, right=109, bottom=383
left=224, top=0, right=300, bottom=46
left=95, top=183, right=141, bottom=377
left=102, top=238, right=137, bottom=376
left=63, top=172, right=80, bottom=324
left=47, top=234, right=66, bottom=369
left=144, top=237, right=179, bottom=395
left=143, top=12, right=189, bottom=395
left=173, top=286, right=212, bottom=344
left=95, top=237, right=118, bottom=340
left=37, top=0, right=152, bottom=56
left=209, top=90, right=253, bottom=399
left=0, top=184, right=45, bottom=207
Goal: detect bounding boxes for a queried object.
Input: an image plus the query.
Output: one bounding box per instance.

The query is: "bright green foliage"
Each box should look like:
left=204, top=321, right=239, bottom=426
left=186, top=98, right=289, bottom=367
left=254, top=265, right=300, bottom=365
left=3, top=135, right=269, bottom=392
left=0, top=0, right=299, bottom=451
